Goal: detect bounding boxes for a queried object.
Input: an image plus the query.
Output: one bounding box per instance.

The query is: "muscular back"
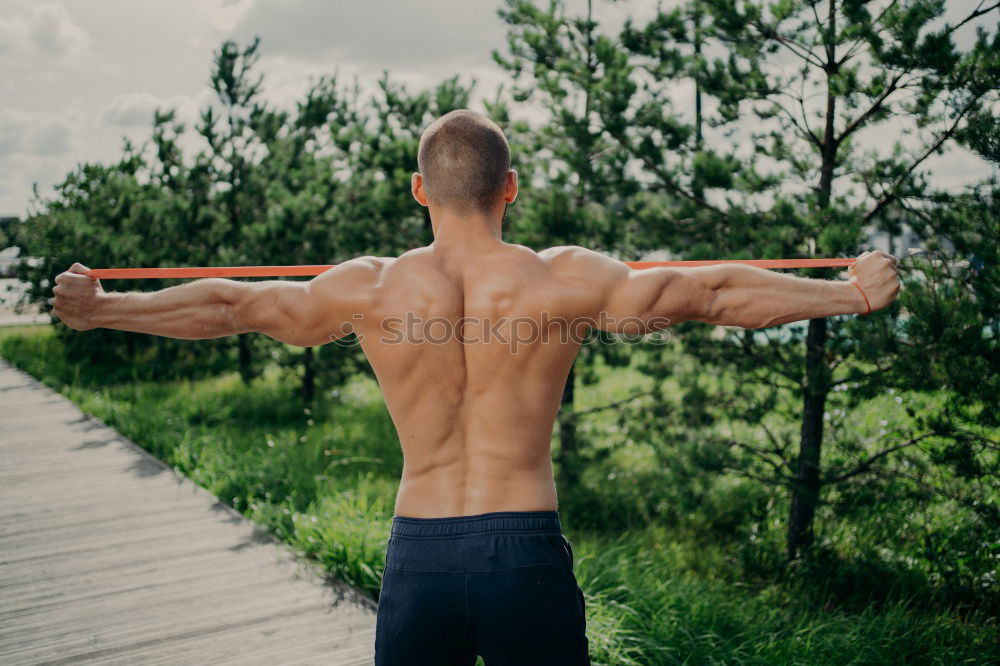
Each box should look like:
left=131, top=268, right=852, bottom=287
left=323, top=241, right=893, bottom=519
left=54, top=231, right=894, bottom=519
left=353, top=243, right=587, bottom=518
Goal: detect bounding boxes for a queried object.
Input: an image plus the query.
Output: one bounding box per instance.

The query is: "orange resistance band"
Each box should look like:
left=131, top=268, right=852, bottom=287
left=88, top=258, right=856, bottom=280
left=850, top=281, right=872, bottom=315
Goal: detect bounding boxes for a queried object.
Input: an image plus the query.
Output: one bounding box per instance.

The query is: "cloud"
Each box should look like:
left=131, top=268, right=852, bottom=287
left=99, top=90, right=217, bottom=128
left=30, top=123, right=71, bottom=156
left=201, top=0, right=254, bottom=33
left=0, top=110, right=73, bottom=157
left=229, top=0, right=507, bottom=69
left=101, top=92, right=169, bottom=127
left=0, top=112, right=28, bottom=155
left=0, top=108, right=86, bottom=214
left=0, top=152, right=79, bottom=214
left=0, top=1, right=89, bottom=60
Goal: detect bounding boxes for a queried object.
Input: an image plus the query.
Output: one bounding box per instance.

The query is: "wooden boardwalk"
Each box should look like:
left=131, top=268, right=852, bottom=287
left=0, top=359, right=378, bottom=665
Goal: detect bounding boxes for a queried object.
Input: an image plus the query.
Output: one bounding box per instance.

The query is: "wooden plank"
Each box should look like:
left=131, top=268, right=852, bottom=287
left=0, top=540, right=306, bottom=601
left=0, top=484, right=216, bottom=513
left=1, top=508, right=219, bottom=550
left=217, top=626, right=378, bottom=666
left=105, top=614, right=377, bottom=666
left=2, top=520, right=264, bottom=566
left=1, top=598, right=332, bottom=664
left=0, top=531, right=267, bottom=588
left=0, top=549, right=282, bottom=615
left=1, top=555, right=297, bottom=622
left=0, top=501, right=211, bottom=536
left=0, top=360, right=377, bottom=665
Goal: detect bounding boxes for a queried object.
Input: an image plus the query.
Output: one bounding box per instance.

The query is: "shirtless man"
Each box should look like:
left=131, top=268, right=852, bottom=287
left=52, top=109, right=900, bottom=665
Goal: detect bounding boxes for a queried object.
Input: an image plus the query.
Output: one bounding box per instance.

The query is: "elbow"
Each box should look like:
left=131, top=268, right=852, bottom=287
left=734, top=307, right=774, bottom=330
left=696, top=266, right=746, bottom=326
left=704, top=267, right=775, bottom=329
left=212, top=280, right=254, bottom=335
left=707, top=292, right=772, bottom=330
left=703, top=282, right=758, bottom=328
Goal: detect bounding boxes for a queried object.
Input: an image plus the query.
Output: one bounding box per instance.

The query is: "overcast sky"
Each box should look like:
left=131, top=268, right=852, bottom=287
left=0, top=0, right=995, bottom=218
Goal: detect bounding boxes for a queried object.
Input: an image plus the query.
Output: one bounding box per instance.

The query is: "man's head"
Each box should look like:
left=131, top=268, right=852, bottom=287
left=413, top=109, right=516, bottom=217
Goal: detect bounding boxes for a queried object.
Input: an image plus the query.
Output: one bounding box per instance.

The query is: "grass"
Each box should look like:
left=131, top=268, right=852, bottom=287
left=2, top=324, right=996, bottom=665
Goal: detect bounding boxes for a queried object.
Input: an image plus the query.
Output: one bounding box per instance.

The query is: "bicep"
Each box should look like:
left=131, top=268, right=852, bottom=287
left=230, top=281, right=329, bottom=347
left=603, top=267, right=717, bottom=332
left=235, top=260, right=376, bottom=347
left=551, top=247, right=716, bottom=332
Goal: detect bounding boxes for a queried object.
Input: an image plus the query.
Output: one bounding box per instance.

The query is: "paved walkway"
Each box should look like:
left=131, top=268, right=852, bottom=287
left=0, top=360, right=378, bottom=665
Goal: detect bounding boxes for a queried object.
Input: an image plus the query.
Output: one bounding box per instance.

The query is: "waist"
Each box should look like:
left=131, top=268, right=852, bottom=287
left=394, top=463, right=558, bottom=518
left=385, top=511, right=566, bottom=573
left=390, top=510, right=562, bottom=538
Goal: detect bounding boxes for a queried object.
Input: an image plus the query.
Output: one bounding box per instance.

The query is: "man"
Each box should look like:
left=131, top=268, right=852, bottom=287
left=52, top=109, right=900, bottom=665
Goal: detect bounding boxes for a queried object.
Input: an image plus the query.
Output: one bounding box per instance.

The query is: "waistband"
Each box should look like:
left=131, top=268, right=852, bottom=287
left=390, top=510, right=562, bottom=539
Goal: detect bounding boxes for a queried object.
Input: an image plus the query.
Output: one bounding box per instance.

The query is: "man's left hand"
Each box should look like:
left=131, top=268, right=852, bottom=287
left=52, top=263, right=105, bottom=331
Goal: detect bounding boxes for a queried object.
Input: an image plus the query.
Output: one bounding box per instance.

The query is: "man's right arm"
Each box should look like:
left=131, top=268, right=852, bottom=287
left=54, top=257, right=386, bottom=346
left=544, top=247, right=899, bottom=332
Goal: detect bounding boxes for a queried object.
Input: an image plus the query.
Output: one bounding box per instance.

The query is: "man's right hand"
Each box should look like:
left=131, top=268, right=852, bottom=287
left=52, top=263, right=105, bottom=331
left=847, top=251, right=900, bottom=314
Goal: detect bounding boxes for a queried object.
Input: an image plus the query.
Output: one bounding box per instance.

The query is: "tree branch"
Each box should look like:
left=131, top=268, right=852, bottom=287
left=767, top=98, right=823, bottom=147
left=758, top=420, right=795, bottom=471
left=797, top=73, right=822, bottom=147
left=863, top=94, right=983, bottom=223
left=750, top=19, right=826, bottom=69
left=824, top=433, right=935, bottom=484
left=835, top=0, right=900, bottom=68
left=720, top=463, right=792, bottom=486
left=730, top=439, right=796, bottom=481
left=570, top=389, right=657, bottom=419
left=829, top=367, right=884, bottom=388
left=740, top=331, right=803, bottom=388
left=870, top=464, right=997, bottom=517
left=606, top=127, right=730, bottom=217
left=950, top=1, right=1000, bottom=35
left=834, top=72, right=906, bottom=146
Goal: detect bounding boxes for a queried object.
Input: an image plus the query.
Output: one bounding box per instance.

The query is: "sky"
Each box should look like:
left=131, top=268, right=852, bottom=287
left=0, top=0, right=996, bottom=219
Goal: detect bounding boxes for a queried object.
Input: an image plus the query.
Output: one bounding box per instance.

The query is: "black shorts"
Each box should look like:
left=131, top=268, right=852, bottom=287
left=374, top=510, right=590, bottom=665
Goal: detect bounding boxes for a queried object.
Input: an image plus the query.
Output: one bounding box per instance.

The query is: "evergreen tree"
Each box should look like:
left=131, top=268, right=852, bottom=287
left=14, top=142, right=232, bottom=380
left=496, top=0, right=998, bottom=564
left=198, top=38, right=271, bottom=384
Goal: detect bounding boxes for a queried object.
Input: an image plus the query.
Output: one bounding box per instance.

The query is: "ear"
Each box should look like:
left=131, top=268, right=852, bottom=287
left=504, top=169, right=518, bottom=204
left=411, top=172, right=429, bottom=206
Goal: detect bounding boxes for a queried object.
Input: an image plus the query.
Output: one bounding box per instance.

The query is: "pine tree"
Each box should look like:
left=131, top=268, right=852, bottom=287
left=198, top=37, right=270, bottom=384
left=496, top=0, right=998, bottom=561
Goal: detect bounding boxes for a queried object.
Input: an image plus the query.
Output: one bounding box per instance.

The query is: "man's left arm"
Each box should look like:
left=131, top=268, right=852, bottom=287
left=52, top=259, right=384, bottom=347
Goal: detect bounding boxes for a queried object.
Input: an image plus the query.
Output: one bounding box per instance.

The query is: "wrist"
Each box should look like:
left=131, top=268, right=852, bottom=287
left=846, top=279, right=871, bottom=315
left=89, top=291, right=126, bottom=328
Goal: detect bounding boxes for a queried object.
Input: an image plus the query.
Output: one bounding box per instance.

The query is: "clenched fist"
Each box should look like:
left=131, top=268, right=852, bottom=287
left=848, top=251, right=900, bottom=314
left=52, top=263, right=105, bottom=331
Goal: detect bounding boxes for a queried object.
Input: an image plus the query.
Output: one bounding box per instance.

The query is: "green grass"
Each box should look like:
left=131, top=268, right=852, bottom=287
left=3, top=326, right=996, bottom=665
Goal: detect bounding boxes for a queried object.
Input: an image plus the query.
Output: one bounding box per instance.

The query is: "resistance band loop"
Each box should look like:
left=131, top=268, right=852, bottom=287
left=88, top=258, right=855, bottom=280
left=850, top=281, right=872, bottom=315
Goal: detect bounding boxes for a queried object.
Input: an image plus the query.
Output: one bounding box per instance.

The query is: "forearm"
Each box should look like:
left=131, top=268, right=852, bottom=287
left=91, top=279, right=248, bottom=339
left=705, top=264, right=866, bottom=328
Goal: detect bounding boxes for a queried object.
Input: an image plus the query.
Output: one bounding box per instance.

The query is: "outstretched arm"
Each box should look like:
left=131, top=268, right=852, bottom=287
left=52, top=258, right=386, bottom=346
left=545, top=248, right=899, bottom=332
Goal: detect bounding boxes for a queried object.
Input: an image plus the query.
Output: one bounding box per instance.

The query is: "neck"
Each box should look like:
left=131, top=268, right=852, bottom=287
left=428, top=204, right=505, bottom=251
